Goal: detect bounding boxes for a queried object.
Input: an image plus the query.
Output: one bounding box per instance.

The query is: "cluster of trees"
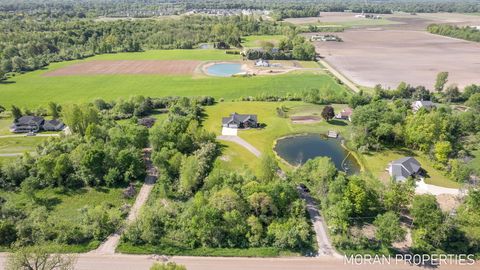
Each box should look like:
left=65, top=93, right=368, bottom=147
left=241, top=87, right=350, bottom=105
left=245, top=34, right=316, bottom=61
left=0, top=13, right=286, bottom=79
left=350, top=98, right=480, bottom=182
left=294, top=157, right=480, bottom=255
left=122, top=98, right=314, bottom=252
left=4, top=1, right=480, bottom=19
left=0, top=106, right=149, bottom=249
left=427, top=24, right=480, bottom=43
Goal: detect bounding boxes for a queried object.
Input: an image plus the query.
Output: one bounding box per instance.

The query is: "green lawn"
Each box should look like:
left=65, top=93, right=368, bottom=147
left=241, top=35, right=285, bottom=48
left=0, top=117, right=12, bottom=135
left=214, top=140, right=259, bottom=172
left=360, top=148, right=460, bottom=188
left=0, top=136, right=46, bottom=154
left=0, top=50, right=345, bottom=108
left=205, top=101, right=459, bottom=188
left=204, top=101, right=353, bottom=170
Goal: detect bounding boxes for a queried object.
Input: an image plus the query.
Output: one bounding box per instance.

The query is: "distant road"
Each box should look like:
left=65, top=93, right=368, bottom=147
left=0, top=133, right=60, bottom=139
left=317, top=58, right=361, bottom=93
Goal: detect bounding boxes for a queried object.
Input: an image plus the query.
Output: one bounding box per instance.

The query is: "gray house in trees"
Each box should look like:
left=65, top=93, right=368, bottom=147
left=388, top=157, right=422, bottom=182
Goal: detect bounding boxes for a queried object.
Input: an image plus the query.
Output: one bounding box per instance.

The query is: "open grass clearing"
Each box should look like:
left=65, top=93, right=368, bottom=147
left=0, top=136, right=46, bottom=154
left=0, top=50, right=343, bottom=108
left=241, top=35, right=285, bottom=48
left=214, top=140, right=259, bottom=172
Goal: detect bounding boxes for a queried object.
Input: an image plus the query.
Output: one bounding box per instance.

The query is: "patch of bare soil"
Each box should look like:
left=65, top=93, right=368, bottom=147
left=291, top=115, right=321, bottom=124
left=44, top=60, right=202, bottom=76
left=314, top=29, right=480, bottom=89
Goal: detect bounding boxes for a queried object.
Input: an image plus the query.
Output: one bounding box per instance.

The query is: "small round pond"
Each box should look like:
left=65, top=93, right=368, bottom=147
left=206, top=63, right=244, bottom=77
left=274, top=134, right=360, bottom=174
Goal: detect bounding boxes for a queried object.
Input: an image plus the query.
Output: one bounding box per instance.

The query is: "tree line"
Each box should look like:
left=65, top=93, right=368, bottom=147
left=427, top=24, right=480, bottom=43
left=0, top=14, right=287, bottom=79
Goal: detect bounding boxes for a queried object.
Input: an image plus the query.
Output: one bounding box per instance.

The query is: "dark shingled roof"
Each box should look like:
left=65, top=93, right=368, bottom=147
left=16, top=116, right=44, bottom=125
left=222, top=113, right=257, bottom=125
left=390, top=157, right=421, bottom=180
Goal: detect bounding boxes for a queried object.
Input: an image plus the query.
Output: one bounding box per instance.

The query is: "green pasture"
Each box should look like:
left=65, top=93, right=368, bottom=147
left=0, top=136, right=46, bottom=154
left=0, top=50, right=343, bottom=108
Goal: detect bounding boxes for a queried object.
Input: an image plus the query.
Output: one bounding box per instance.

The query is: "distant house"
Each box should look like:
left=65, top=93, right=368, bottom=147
left=255, top=59, right=270, bottom=67
left=10, top=116, right=65, bottom=133
left=10, top=116, right=45, bottom=133
left=43, top=119, right=65, bottom=131
left=335, top=107, right=353, bottom=121
left=311, top=34, right=341, bottom=42
left=222, top=113, right=258, bottom=129
left=412, top=100, right=436, bottom=113
left=388, top=157, right=422, bottom=182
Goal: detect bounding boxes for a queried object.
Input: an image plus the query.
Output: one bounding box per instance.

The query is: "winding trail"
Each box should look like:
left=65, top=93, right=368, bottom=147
left=217, top=134, right=337, bottom=257
left=92, top=148, right=157, bottom=255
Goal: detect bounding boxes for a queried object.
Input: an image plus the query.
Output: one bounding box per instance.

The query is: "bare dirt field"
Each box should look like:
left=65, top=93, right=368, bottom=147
left=313, top=29, right=480, bottom=89
left=44, top=60, right=202, bottom=76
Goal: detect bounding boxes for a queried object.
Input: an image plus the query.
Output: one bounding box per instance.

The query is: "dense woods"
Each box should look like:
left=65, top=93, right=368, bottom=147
left=427, top=24, right=480, bottom=42
left=121, top=98, right=315, bottom=253
left=0, top=14, right=288, bottom=77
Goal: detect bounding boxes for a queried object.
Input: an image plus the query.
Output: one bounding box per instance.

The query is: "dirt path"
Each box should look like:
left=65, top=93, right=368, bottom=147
left=92, top=149, right=157, bottom=255
left=217, top=135, right=261, bottom=157
left=317, top=58, right=361, bottom=93
left=297, top=187, right=342, bottom=258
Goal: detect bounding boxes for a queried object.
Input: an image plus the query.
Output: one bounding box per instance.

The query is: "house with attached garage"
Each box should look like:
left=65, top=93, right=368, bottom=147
left=10, top=116, right=65, bottom=133
left=412, top=100, right=436, bottom=113
left=222, top=113, right=258, bottom=129
left=10, top=116, right=45, bottom=133
left=387, top=157, right=422, bottom=182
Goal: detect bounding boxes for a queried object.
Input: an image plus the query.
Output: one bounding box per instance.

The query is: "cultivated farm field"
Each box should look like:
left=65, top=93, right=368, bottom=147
left=0, top=49, right=347, bottom=108
left=314, top=29, right=480, bottom=89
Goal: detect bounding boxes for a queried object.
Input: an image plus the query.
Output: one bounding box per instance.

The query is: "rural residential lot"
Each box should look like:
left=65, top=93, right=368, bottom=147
left=1, top=1, right=480, bottom=270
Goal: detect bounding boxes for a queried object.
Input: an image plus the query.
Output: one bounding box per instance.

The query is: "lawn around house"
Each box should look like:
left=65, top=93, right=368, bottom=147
left=205, top=101, right=353, bottom=171
left=0, top=50, right=341, bottom=108
left=206, top=101, right=461, bottom=188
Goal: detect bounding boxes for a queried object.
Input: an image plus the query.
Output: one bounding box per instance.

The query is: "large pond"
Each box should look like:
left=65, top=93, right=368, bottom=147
left=274, top=134, right=360, bottom=174
left=206, top=63, right=244, bottom=77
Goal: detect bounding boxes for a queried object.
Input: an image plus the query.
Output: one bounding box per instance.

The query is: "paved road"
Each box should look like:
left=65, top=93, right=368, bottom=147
left=217, top=135, right=261, bottom=157
left=297, top=187, right=341, bottom=258
left=1, top=253, right=477, bottom=270
left=317, top=58, right=361, bottom=93
left=92, top=149, right=157, bottom=255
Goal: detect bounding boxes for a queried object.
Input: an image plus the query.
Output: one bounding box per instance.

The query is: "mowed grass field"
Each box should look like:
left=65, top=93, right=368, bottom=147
left=206, top=101, right=459, bottom=188
left=0, top=49, right=346, bottom=108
